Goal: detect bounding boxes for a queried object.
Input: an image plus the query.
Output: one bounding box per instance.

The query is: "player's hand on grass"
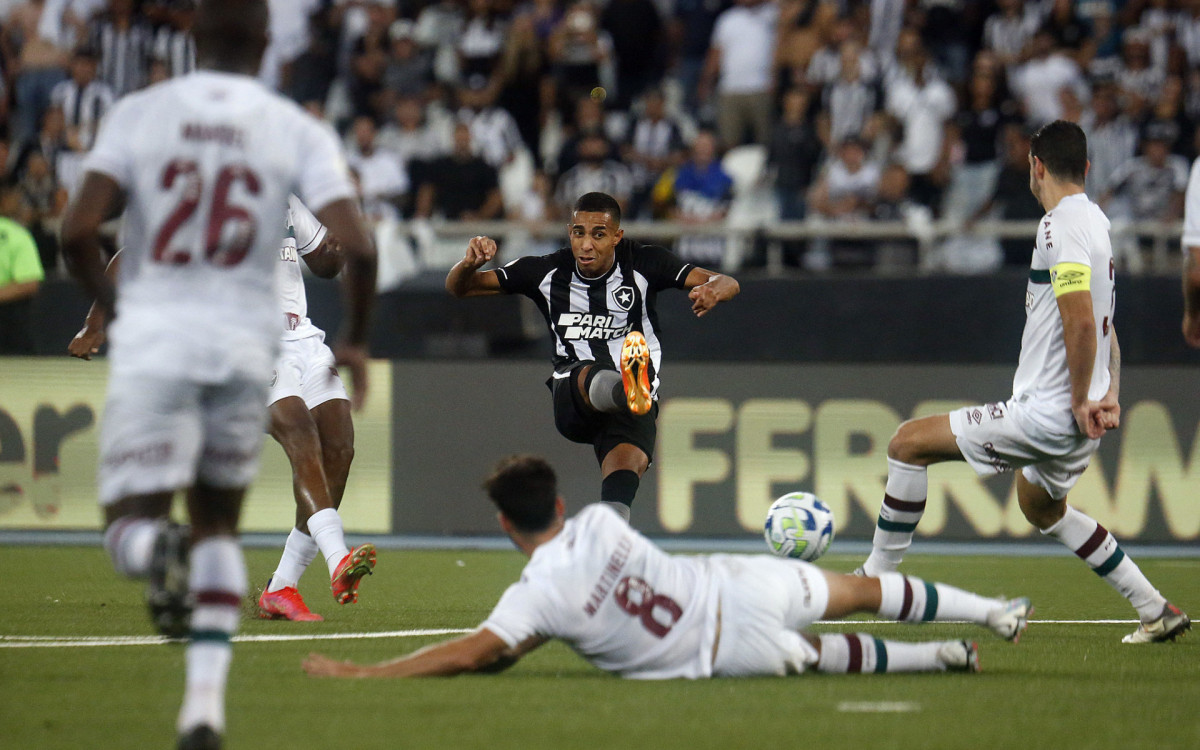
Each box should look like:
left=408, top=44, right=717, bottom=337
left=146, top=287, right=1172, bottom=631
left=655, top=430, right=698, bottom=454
left=464, top=235, right=497, bottom=270
left=68, top=325, right=105, bottom=360
left=333, top=342, right=369, bottom=411
left=303, top=652, right=363, bottom=678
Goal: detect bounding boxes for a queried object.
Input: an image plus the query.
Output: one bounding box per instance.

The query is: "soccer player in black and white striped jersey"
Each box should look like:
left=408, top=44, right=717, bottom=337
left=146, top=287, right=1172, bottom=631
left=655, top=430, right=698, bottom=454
left=49, top=46, right=115, bottom=151
left=446, top=192, right=739, bottom=522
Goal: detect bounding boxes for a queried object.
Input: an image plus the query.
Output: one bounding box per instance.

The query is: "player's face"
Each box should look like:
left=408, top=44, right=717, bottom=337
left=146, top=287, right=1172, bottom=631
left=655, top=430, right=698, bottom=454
left=568, top=211, right=623, bottom=278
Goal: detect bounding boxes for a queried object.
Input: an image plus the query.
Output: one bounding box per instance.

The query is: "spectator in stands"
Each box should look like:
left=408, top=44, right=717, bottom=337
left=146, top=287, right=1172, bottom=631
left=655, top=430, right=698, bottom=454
left=600, top=0, right=665, bottom=110
left=1080, top=83, right=1138, bottom=199
left=7, top=0, right=70, bottom=141
left=1150, top=76, right=1194, bottom=160
left=1042, top=0, right=1091, bottom=64
left=14, top=146, right=63, bottom=271
left=346, top=115, right=409, bottom=223
left=1009, top=28, right=1087, bottom=127
left=943, top=69, right=1016, bottom=223
left=149, top=0, right=195, bottom=79
left=668, top=0, right=731, bottom=113
left=547, top=3, right=614, bottom=123
left=885, top=42, right=955, bottom=215
left=867, top=162, right=920, bottom=267
left=1113, top=29, right=1165, bottom=113
left=457, top=75, right=527, bottom=169
left=699, top=0, right=778, bottom=148
left=982, top=0, right=1037, bottom=69
left=49, top=45, right=113, bottom=152
left=1177, top=0, right=1200, bottom=71
left=458, top=0, right=506, bottom=83
left=378, top=94, right=450, bottom=185
left=1101, top=120, right=1189, bottom=225
left=493, top=13, right=545, bottom=158
left=968, top=124, right=1043, bottom=267
left=919, top=0, right=970, bottom=84
left=383, top=18, right=433, bottom=98
left=0, top=179, right=45, bottom=354
left=416, top=121, right=504, bottom=220
left=88, top=0, right=152, bottom=97
left=769, top=86, right=822, bottom=222
left=554, top=130, right=632, bottom=218
left=815, top=39, right=883, bottom=150
left=671, top=128, right=733, bottom=266
left=555, top=94, right=622, bottom=177
left=345, top=0, right=392, bottom=121
left=285, top=8, right=338, bottom=110
left=806, top=14, right=872, bottom=90
left=18, top=105, right=69, bottom=179
left=774, top=0, right=832, bottom=94
left=809, top=133, right=880, bottom=223
left=622, top=88, right=687, bottom=220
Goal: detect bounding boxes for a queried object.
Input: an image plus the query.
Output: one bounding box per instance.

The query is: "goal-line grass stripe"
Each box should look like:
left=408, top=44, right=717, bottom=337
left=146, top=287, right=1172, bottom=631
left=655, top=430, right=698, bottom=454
left=0, top=620, right=1140, bottom=649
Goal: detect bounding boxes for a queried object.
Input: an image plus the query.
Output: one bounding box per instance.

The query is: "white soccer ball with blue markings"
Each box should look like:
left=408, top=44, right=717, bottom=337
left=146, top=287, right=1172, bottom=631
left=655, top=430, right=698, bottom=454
left=763, top=492, right=835, bottom=562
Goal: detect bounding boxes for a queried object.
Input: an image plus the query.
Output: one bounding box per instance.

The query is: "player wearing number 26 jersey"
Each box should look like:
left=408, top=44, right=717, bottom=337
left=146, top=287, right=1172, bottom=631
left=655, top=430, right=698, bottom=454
left=859, top=121, right=1189, bottom=646
left=61, top=4, right=377, bottom=748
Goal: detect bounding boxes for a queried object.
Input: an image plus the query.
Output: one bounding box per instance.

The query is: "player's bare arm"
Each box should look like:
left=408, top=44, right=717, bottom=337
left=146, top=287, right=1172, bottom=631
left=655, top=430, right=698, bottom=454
left=314, top=197, right=377, bottom=411
left=303, top=628, right=544, bottom=678
left=68, top=249, right=123, bottom=360
left=1184, top=246, right=1200, bottom=347
left=1056, top=289, right=1105, bottom=439
left=61, top=171, right=125, bottom=321
left=684, top=266, right=740, bottom=317
left=301, top=236, right=344, bottom=279
left=445, top=235, right=504, bottom=297
left=1097, top=327, right=1121, bottom=431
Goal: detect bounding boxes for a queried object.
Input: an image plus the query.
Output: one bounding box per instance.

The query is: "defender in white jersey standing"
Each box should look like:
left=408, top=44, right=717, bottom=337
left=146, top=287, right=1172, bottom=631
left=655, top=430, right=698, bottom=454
left=305, top=455, right=1032, bottom=680
left=68, top=196, right=376, bottom=622
left=857, top=121, right=1189, bottom=645
left=60, top=2, right=377, bottom=749
left=1180, top=155, right=1200, bottom=347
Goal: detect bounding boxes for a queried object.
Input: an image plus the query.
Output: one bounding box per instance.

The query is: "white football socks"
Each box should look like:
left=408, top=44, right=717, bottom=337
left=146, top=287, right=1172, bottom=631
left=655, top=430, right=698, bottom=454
left=876, top=572, right=1000, bottom=624
left=863, top=458, right=928, bottom=576
left=268, top=528, right=320, bottom=592
left=177, top=536, right=245, bottom=735
left=307, top=507, right=350, bottom=577
left=103, top=516, right=160, bottom=578
left=816, top=634, right=948, bottom=673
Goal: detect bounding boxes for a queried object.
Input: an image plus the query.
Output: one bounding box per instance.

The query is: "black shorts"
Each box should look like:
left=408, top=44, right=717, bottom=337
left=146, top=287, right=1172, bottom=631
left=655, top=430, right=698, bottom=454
left=547, top=362, right=658, bottom=464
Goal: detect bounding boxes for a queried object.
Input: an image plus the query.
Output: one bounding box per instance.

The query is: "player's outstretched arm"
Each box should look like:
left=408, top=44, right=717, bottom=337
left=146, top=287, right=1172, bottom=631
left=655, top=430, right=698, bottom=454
left=1184, top=246, right=1200, bottom=347
left=684, top=266, right=740, bottom=317
left=303, top=628, right=543, bottom=678
left=61, top=172, right=124, bottom=321
left=1057, top=290, right=1105, bottom=439
left=301, top=236, right=344, bottom=279
left=445, top=235, right=504, bottom=298
left=67, top=249, right=122, bottom=360
left=314, top=197, right=377, bottom=411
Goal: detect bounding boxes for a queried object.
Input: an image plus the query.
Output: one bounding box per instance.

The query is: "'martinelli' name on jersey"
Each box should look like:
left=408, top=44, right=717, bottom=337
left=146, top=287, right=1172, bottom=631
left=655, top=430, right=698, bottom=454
left=557, top=313, right=632, bottom=341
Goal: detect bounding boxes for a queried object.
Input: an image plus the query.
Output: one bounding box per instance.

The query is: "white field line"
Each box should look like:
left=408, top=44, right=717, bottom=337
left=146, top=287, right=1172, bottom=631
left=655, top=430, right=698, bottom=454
left=0, top=620, right=1137, bottom=649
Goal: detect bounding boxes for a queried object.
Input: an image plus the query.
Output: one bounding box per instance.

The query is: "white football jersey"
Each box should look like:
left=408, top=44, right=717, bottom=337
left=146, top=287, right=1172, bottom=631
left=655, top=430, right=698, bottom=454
left=1012, top=193, right=1115, bottom=435
left=482, top=504, right=719, bottom=680
left=279, top=194, right=327, bottom=341
left=83, top=70, right=354, bottom=381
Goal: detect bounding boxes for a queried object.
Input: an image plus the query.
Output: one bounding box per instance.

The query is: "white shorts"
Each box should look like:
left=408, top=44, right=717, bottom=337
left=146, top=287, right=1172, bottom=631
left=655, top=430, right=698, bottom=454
left=710, top=555, right=828, bottom=677
left=97, top=375, right=270, bottom=505
left=268, top=334, right=348, bottom=410
left=948, top=398, right=1099, bottom=500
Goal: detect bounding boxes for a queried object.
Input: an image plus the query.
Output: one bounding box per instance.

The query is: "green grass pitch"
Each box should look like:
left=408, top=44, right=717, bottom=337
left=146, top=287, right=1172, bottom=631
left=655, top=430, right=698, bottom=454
left=0, top=545, right=1196, bottom=750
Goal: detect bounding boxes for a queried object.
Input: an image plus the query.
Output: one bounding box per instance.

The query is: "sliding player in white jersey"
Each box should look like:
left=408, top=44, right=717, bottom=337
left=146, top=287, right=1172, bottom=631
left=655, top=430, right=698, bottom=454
left=69, top=195, right=376, bottom=622
left=1180, top=154, right=1200, bottom=347
left=858, top=121, right=1189, bottom=645
left=304, top=455, right=1031, bottom=681
left=60, top=2, right=376, bottom=749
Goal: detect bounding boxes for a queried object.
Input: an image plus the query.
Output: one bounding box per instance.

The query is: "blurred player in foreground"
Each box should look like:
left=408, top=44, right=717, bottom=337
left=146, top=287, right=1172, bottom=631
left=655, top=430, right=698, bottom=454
left=858, top=121, right=1190, bottom=644
left=305, top=455, right=1031, bottom=680
left=445, top=191, right=739, bottom=523
left=1181, top=152, right=1200, bottom=347
left=60, top=1, right=376, bottom=748
left=69, top=196, right=376, bottom=623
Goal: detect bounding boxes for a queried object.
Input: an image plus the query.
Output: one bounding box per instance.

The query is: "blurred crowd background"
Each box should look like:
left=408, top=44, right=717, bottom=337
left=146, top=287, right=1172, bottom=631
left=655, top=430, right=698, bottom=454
left=2, top=0, right=1199, bottom=299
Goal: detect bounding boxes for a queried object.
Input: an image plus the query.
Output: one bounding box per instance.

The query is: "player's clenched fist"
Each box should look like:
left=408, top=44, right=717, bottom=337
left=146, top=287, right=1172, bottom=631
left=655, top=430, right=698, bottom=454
left=464, top=235, right=497, bottom=269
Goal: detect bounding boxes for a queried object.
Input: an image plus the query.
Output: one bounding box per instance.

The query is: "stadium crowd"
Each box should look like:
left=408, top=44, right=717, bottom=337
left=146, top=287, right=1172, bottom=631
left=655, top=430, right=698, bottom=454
left=2, top=0, right=1200, bottom=282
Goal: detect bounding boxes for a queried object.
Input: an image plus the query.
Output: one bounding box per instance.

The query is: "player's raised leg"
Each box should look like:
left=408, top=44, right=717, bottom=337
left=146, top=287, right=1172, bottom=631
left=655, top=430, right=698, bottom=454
left=1018, top=472, right=1190, bottom=643
left=598, top=444, right=649, bottom=522
left=860, top=414, right=963, bottom=576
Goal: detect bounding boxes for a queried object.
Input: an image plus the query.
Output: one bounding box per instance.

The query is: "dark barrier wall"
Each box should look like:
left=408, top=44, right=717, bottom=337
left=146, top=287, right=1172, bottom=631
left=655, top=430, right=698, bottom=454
left=393, top=362, right=1200, bottom=543
left=28, top=273, right=1200, bottom=364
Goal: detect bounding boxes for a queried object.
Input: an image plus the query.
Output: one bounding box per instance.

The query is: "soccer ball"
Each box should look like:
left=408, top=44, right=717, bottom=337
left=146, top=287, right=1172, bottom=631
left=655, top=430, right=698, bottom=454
left=763, top=492, right=834, bottom=562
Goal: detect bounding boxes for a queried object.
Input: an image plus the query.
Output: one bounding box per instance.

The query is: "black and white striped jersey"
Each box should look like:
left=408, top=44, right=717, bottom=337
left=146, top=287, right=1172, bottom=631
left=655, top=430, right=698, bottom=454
left=495, top=239, right=694, bottom=398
